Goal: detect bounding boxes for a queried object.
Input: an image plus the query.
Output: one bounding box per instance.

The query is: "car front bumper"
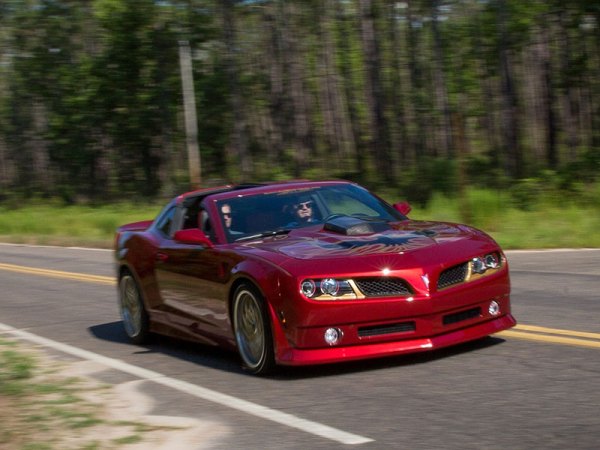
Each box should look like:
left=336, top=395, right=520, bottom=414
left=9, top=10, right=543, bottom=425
left=275, top=312, right=516, bottom=366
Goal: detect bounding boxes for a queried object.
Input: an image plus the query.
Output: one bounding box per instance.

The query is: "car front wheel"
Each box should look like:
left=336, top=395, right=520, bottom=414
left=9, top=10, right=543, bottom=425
left=118, top=271, right=150, bottom=344
left=232, top=284, right=275, bottom=375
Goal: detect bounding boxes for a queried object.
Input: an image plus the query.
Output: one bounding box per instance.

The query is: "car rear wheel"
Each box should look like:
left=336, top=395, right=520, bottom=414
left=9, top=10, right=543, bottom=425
left=232, top=284, right=275, bottom=375
left=118, top=272, right=150, bottom=344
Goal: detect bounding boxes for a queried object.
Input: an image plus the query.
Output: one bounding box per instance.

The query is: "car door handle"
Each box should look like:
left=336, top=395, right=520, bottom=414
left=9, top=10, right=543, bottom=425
left=155, top=252, right=169, bottom=262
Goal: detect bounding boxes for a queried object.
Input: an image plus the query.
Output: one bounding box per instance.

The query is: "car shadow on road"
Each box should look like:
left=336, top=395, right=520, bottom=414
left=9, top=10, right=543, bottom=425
left=88, top=321, right=244, bottom=374
left=89, top=320, right=507, bottom=379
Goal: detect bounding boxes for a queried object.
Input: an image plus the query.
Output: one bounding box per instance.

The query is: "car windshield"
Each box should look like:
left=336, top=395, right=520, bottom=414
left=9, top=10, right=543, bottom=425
left=217, top=184, right=404, bottom=243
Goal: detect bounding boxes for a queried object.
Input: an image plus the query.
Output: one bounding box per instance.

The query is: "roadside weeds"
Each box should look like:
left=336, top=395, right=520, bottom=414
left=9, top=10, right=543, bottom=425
left=0, top=337, right=226, bottom=449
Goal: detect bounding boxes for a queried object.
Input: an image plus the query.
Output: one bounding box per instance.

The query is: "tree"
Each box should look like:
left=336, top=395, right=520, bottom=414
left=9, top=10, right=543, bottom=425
left=429, top=0, right=453, bottom=158
left=1, top=0, right=599, bottom=204
left=358, top=0, right=393, bottom=182
left=497, top=0, right=522, bottom=178
left=220, top=0, right=252, bottom=180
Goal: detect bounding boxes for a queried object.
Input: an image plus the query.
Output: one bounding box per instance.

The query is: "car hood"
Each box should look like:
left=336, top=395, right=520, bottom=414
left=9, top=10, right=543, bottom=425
left=235, top=219, right=497, bottom=266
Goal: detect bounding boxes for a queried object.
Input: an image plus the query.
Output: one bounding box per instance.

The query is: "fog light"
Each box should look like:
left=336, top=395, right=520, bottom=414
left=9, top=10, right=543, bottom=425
left=489, top=300, right=500, bottom=316
left=301, top=280, right=316, bottom=297
left=324, top=327, right=343, bottom=345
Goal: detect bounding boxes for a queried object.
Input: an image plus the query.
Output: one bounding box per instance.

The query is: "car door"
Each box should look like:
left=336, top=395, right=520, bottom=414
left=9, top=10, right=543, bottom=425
left=154, top=201, right=237, bottom=346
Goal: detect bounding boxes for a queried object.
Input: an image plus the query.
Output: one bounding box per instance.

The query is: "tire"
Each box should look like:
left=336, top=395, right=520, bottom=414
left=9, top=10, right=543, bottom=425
left=232, top=283, right=275, bottom=375
left=118, top=271, right=150, bottom=344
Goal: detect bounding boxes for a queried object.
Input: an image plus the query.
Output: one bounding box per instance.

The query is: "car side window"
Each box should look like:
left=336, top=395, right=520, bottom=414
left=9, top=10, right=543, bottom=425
left=155, top=206, right=176, bottom=237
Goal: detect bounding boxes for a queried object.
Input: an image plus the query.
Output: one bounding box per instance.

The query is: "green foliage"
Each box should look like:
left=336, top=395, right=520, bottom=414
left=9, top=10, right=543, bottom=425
left=0, top=0, right=599, bottom=203
left=0, top=346, right=34, bottom=395
left=408, top=184, right=600, bottom=249
left=112, top=434, right=143, bottom=445
left=0, top=336, right=175, bottom=448
left=395, top=158, right=458, bottom=208
left=0, top=202, right=161, bottom=247
left=510, top=178, right=544, bottom=211
left=93, top=0, right=128, bottom=20
left=1, top=184, right=599, bottom=249
left=557, top=148, right=600, bottom=187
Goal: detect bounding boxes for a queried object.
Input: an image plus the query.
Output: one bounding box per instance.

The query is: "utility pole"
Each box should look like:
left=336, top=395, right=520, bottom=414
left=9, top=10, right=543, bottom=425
left=179, top=40, right=201, bottom=189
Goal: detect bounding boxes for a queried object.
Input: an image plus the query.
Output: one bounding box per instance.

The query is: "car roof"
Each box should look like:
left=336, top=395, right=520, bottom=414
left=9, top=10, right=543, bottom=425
left=177, top=180, right=354, bottom=204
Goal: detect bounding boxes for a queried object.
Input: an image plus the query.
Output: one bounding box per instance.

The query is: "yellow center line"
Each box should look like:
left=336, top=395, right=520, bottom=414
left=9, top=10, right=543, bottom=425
left=2, top=261, right=599, bottom=349
left=499, top=330, right=600, bottom=349
left=514, top=324, right=600, bottom=340
left=0, top=262, right=114, bottom=285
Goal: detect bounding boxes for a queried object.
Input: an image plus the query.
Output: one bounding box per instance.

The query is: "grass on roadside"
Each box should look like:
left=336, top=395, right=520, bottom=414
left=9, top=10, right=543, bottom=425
left=0, top=187, right=598, bottom=249
left=408, top=189, right=600, bottom=249
left=0, top=202, right=161, bottom=249
left=0, top=337, right=174, bottom=449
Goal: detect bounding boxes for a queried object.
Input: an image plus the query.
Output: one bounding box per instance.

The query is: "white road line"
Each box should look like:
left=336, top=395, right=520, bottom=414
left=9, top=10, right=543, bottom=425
left=0, top=322, right=373, bottom=446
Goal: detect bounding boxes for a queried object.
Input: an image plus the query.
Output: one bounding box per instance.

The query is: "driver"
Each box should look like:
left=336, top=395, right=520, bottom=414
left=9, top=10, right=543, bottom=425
left=291, top=196, right=315, bottom=224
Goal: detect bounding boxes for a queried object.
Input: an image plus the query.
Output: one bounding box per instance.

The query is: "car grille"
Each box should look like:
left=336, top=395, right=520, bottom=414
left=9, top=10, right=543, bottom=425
left=354, top=278, right=412, bottom=297
left=358, top=321, right=416, bottom=337
left=443, top=307, right=481, bottom=325
left=437, top=263, right=469, bottom=290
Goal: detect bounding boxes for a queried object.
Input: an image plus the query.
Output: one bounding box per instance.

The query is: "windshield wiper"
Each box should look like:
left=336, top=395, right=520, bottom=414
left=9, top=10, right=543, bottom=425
left=235, top=228, right=291, bottom=242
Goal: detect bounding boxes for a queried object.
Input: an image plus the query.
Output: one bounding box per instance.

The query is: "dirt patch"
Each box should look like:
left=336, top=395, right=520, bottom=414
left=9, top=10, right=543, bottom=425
left=0, top=340, right=229, bottom=449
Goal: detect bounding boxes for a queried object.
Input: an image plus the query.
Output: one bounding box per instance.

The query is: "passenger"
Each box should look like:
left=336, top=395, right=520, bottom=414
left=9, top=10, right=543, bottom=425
left=221, top=203, right=242, bottom=236
left=221, top=203, right=233, bottom=229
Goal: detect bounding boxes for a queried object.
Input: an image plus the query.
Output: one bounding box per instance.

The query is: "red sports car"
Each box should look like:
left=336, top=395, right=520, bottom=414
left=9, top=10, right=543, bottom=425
left=115, top=180, right=515, bottom=374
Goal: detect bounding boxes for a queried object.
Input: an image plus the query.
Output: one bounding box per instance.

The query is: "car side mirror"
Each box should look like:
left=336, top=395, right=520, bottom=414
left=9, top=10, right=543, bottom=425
left=393, top=201, right=412, bottom=217
left=173, top=229, right=214, bottom=248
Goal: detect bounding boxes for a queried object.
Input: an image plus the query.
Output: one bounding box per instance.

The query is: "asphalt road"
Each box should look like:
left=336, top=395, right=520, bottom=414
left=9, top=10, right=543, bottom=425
left=1, top=244, right=599, bottom=449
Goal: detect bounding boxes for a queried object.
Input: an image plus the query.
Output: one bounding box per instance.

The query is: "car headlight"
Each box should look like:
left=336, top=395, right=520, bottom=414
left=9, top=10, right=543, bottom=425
left=300, top=278, right=356, bottom=300
left=471, top=257, right=486, bottom=274
left=300, top=279, right=316, bottom=297
left=469, top=252, right=503, bottom=279
left=320, top=278, right=339, bottom=295
left=484, top=253, right=500, bottom=269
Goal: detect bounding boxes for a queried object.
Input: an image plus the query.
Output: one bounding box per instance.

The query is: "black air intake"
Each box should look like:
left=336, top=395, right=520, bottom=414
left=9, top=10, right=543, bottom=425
left=323, top=216, right=390, bottom=236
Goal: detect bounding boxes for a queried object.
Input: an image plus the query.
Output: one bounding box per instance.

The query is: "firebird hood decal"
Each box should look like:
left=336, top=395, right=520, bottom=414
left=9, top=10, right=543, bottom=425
left=278, top=234, right=432, bottom=258
left=245, top=221, right=479, bottom=260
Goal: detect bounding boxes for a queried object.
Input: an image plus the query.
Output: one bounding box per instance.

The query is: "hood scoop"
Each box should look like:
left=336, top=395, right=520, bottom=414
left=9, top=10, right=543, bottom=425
left=323, top=215, right=391, bottom=236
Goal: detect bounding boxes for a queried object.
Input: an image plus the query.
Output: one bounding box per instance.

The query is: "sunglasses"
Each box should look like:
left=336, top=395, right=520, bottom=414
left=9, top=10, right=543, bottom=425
left=295, top=201, right=312, bottom=209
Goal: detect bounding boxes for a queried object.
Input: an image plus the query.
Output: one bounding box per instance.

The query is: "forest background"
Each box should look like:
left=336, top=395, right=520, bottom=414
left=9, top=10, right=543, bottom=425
left=0, top=0, right=599, bottom=248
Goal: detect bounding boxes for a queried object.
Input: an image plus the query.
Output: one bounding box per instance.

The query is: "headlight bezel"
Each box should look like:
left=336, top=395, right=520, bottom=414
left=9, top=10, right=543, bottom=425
left=299, top=278, right=362, bottom=300
left=468, top=251, right=504, bottom=281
